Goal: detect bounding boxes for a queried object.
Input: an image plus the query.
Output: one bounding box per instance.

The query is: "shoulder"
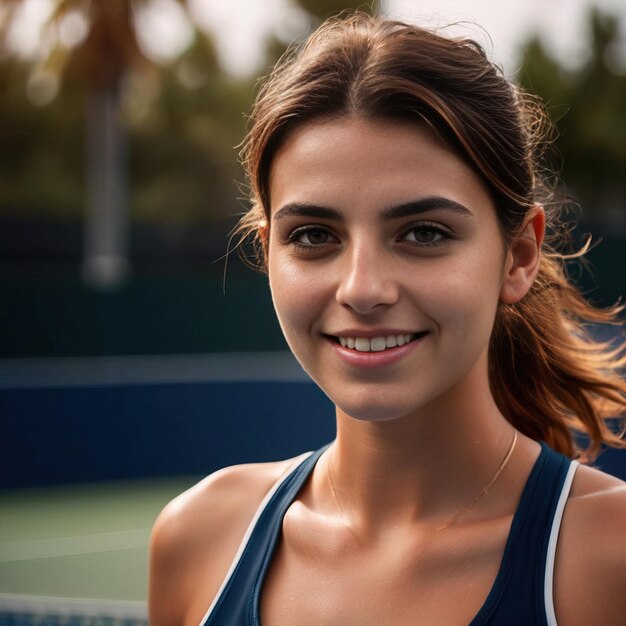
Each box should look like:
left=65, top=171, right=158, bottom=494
left=554, top=462, right=626, bottom=625
left=566, top=463, right=626, bottom=556
left=148, top=456, right=301, bottom=626
left=567, top=463, right=626, bottom=539
left=149, top=457, right=294, bottom=560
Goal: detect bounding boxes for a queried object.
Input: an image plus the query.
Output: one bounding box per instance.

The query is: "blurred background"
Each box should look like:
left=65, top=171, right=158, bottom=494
left=0, top=0, right=624, bottom=622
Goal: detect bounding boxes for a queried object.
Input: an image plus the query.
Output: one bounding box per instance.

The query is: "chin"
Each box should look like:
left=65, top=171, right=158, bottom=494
left=334, top=396, right=425, bottom=423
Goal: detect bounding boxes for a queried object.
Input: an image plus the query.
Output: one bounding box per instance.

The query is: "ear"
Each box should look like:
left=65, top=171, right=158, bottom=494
left=499, top=205, right=545, bottom=304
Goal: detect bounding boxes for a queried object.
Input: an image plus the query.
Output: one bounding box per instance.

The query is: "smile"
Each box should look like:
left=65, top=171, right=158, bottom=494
left=336, top=333, right=424, bottom=352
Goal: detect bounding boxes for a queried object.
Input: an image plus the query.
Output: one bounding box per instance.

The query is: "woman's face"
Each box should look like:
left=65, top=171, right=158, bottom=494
left=267, top=116, right=509, bottom=423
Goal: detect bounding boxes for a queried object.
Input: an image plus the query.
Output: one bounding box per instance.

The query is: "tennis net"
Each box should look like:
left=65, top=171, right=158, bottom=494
left=0, top=593, right=147, bottom=626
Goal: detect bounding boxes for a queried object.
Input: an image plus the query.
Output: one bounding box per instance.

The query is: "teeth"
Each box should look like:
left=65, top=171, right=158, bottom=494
left=338, top=334, right=418, bottom=352
left=355, top=337, right=370, bottom=352
left=370, top=337, right=386, bottom=352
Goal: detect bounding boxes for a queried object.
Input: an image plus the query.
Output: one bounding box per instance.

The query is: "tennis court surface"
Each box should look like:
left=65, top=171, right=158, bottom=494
left=0, top=476, right=195, bottom=624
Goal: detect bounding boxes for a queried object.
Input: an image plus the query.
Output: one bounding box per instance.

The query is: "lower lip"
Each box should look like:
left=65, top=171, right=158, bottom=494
left=329, top=335, right=426, bottom=368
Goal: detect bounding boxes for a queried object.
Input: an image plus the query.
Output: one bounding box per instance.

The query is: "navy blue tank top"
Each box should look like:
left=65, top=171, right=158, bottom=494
left=201, top=442, right=577, bottom=626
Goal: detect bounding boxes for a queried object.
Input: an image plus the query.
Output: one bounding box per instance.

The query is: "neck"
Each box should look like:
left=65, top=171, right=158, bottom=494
left=325, top=378, right=518, bottom=534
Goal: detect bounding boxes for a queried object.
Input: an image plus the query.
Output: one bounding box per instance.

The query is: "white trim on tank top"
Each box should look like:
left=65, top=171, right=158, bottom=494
left=544, top=460, right=579, bottom=626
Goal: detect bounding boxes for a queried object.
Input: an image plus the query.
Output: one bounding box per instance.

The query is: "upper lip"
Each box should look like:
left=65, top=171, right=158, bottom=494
left=327, top=329, right=424, bottom=338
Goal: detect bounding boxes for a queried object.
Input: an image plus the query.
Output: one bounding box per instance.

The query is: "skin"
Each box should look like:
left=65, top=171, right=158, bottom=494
left=149, top=117, right=626, bottom=626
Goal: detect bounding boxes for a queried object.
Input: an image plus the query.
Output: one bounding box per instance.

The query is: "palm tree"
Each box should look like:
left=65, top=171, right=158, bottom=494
left=1, top=0, right=182, bottom=286
left=1, top=0, right=379, bottom=286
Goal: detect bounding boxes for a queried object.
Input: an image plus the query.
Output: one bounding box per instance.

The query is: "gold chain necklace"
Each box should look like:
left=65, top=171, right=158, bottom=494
left=327, top=430, right=518, bottom=543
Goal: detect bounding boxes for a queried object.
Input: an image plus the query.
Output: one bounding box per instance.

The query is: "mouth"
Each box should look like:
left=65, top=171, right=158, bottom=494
left=331, top=332, right=428, bottom=353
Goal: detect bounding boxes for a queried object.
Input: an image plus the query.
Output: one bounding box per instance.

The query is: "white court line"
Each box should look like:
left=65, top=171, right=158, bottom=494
left=0, top=351, right=311, bottom=388
left=0, top=528, right=151, bottom=563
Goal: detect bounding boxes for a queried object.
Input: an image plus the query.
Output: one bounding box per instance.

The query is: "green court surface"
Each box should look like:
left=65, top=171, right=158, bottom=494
left=0, top=476, right=198, bottom=604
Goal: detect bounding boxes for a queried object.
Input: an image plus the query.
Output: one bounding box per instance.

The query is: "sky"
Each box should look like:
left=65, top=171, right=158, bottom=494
left=191, top=0, right=626, bottom=78
left=3, top=0, right=625, bottom=79
left=383, top=0, right=626, bottom=77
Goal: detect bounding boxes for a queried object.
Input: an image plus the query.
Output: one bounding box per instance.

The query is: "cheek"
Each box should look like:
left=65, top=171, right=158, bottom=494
left=268, top=255, right=325, bottom=335
left=425, top=251, right=504, bottom=340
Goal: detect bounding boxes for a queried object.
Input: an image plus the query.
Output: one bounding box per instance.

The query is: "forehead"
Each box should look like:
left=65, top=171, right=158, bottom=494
left=268, top=116, right=496, bottom=220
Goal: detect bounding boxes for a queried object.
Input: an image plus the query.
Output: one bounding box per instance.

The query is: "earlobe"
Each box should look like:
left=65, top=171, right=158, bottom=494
left=499, top=205, right=545, bottom=304
left=258, top=219, right=269, bottom=252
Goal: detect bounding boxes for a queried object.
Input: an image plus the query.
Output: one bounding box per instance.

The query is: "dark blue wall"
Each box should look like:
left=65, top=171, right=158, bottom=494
left=2, top=380, right=625, bottom=488
left=0, top=381, right=335, bottom=488
left=1, top=234, right=624, bottom=359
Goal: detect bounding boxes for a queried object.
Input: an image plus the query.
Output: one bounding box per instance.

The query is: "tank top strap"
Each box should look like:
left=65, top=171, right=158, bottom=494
left=472, top=442, right=578, bottom=625
left=201, top=444, right=330, bottom=626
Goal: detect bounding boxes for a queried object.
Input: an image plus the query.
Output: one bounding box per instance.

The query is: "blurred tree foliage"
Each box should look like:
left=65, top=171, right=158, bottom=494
left=517, top=8, right=625, bottom=223
left=1, top=2, right=621, bottom=254
left=0, top=0, right=377, bottom=230
left=0, top=55, right=86, bottom=217
left=298, top=0, right=377, bottom=23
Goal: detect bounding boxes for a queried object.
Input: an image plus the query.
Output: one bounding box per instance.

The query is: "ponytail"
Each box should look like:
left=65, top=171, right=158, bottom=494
left=489, top=251, right=626, bottom=461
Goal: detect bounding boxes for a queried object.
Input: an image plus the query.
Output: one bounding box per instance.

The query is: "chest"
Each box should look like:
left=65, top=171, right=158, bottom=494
left=260, top=517, right=510, bottom=626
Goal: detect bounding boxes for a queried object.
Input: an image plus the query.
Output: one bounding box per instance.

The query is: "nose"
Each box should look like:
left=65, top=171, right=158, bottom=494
left=335, top=242, right=399, bottom=314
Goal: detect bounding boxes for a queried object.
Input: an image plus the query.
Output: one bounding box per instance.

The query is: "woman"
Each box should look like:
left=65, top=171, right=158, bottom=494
left=149, top=13, right=626, bottom=626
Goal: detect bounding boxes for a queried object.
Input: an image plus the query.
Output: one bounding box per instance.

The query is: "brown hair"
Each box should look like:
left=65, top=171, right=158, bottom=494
left=238, top=12, right=626, bottom=461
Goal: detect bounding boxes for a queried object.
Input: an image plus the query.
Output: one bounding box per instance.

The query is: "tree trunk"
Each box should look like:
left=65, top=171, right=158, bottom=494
left=82, top=87, right=129, bottom=288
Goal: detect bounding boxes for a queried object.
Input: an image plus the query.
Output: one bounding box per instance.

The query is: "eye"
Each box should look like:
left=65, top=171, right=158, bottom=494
left=402, top=223, right=450, bottom=246
left=288, top=226, right=338, bottom=247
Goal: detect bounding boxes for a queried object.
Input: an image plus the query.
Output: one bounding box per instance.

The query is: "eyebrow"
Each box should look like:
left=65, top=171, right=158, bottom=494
left=272, top=196, right=472, bottom=222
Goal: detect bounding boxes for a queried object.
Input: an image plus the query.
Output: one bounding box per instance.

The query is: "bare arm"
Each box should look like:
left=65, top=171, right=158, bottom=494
left=555, top=466, right=626, bottom=625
